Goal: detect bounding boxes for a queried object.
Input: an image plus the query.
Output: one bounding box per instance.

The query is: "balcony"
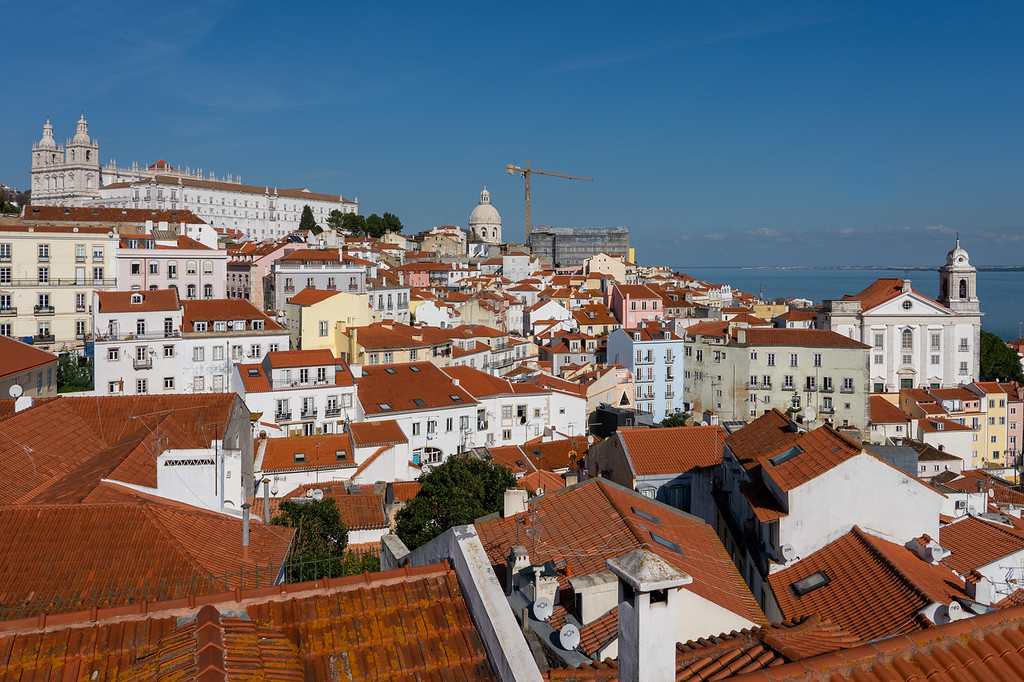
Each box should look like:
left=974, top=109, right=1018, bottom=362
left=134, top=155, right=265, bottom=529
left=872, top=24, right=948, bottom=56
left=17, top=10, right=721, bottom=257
left=477, top=420, right=488, bottom=430
left=275, top=412, right=292, bottom=422
left=840, top=387, right=855, bottom=394
left=325, top=407, right=342, bottom=418
left=820, top=405, right=835, bottom=414
left=34, top=305, right=54, bottom=316
left=745, top=381, right=759, bottom=390
left=0, top=307, right=15, bottom=316
left=301, top=408, right=318, bottom=419
left=133, top=357, right=153, bottom=370
left=7, top=278, right=118, bottom=287
left=283, top=285, right=295, bottom=293
left=325, top=284, right=337, bottom=291
left=32, top=334, right=55, bottom=344
left=0, top=255, right=10, bottom=263
left=820, top=385, right=834, bottom=393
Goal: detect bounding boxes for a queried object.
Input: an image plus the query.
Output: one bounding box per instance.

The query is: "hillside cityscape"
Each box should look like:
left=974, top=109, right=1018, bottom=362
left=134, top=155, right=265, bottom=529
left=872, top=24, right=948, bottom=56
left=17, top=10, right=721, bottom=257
left=3, top=3, right=1024, bottom=680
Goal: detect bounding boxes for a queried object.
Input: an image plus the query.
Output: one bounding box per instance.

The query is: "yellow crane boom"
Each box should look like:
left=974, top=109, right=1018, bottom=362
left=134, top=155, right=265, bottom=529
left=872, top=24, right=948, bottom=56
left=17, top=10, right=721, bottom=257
left=506, top=160, right=594, bottom=242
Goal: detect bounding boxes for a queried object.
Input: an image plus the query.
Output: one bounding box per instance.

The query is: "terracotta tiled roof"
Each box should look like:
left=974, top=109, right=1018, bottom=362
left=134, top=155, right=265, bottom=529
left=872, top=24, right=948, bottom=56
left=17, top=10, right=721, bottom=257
left=735, top=328, right=870, bottom=349
left=940, top=516, right=1024, bottom=573
left=276, top=481, right=388, bottom=530
left=21, top=205, right=207, bottom=224
left=349, top=419, right=408, bottom=446
left=278, top=248, right=340, bottom=262
left=769, top=526, right=972, bottom=641
left=358, top=362, right=476, bottom=416
left=0, top=336, right=58, bottom=379
left=686, top=320, right=730, bottom=337
left=475, top=478, right=765, bottom=626
left=391, top=481, right=421, bottom=501
left=612, top=284, right=659, bottom=298
left=619, top=425, right=725, bottom=476
left=870, top=395, right=912, bottom=424
left=181, top=298, right=284, bottom=331
left=941, top=470, right=1024, bottom=505
left=724, top=409, right=802, bottom=470
left=0, top=495, right=294, bottom=612
left=841, top=277, right=936, bottom=311
left=95, top=288, right=180, bottom=313
left=758, top=425, right=863, bottom=492
left=720, top=602, right=1024, bottom=681
left=260, top=434, right=352, bottom=473
left=518, top=469, right=566, bottom=495
left=740, top=478, right=788, bottom=522
left=286, top=287, right=343, bottom=305
left=266, top=349, right=337, bottom=368
left=0, top=564, right=492, bottom=680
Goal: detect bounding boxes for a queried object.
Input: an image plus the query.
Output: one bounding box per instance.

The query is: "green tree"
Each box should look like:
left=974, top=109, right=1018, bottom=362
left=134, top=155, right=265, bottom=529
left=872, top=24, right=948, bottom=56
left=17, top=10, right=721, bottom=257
left=341, top=213, right=366, bottom=236
left=298, top=204, right=319, bottom=232
left=979, top=330, right=1024, bottom=383
left=365, top=213, right=387, bottom=238
left=57, top=350, right=93, bottom=393
left=272, top=498, right=349, bottom=582
left=659, top=413, right=688, bottom=428
left=382, top=212, right=404, bottom=234
left=326, top=209, right=346, bottom=234
left=396, top=455, right=517, bottom=550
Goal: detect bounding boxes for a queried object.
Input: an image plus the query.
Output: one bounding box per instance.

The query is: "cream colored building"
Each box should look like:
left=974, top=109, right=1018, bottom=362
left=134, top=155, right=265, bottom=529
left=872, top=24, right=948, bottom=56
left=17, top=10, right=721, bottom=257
left=284, top=288, right=371, bottom=353
left=0, top=217, right=119, bottom=352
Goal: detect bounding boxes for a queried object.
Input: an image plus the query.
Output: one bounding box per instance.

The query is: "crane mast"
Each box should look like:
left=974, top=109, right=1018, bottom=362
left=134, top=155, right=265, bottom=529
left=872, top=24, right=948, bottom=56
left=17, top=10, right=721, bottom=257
left=506, top=161, right=593, bottom=242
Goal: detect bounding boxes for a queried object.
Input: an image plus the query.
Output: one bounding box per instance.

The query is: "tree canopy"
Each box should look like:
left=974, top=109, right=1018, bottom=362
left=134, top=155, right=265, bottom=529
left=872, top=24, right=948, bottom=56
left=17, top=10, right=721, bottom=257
left=272, top=497, right=348, bottom=582
left=365, top=213, right=387, bottom=238
left=57, top=350, right=92, bottom=393
left=330, top=212, right=403, bottom=238
left=298, top=205, right=319, bottom=232
left=326, top=209, right=346, bottom=234
left=382, top=212, right=403, bottom=234
left=395, top=455, right=517, bottom=550
left=341, top=213, right=366, bottom=236
left=979, top=330, right=1024, bottom=383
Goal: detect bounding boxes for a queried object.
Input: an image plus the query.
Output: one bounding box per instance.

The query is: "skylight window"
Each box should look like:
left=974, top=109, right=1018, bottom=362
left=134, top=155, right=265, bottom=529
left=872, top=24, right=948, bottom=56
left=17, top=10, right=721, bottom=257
left=247, top=369, right=260, bottom=377
left=378, top=403, right=392, bottom=411
left=791, top=571, right=830, bottom=597
left=410, top=366, right=421, bottom=373
left=650, top=532, right=682, bottom=554
left=385, top=368, right=397, bottom=374
left=769, top=446, right=803, bottom=466
left=412, top=398, right=427, bottom=407
left=450, top=395, right=463, bottom=402
left=632, top=507, right=663, bottom=525
left=294, top=452, right=306, bottom=462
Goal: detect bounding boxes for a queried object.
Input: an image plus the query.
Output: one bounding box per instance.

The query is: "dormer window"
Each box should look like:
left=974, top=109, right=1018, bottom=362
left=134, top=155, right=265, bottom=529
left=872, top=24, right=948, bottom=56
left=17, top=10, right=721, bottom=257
left=194, top=321, right=208, bottom=332
left=633, top=332, right=641, bottom=341
left=130, top=293, right=143, bottom=304
left=252, top=320, right=264, bottom=330
left=214, top=321, right=227, bottom=332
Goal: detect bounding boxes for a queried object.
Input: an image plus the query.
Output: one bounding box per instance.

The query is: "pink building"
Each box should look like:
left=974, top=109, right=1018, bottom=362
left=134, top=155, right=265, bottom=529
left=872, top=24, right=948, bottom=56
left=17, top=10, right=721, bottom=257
left=117, top=232, right=227, bottom=299
left=605, top=284, right=661, bottom=329
left=227, top=241, right=293, bottom=309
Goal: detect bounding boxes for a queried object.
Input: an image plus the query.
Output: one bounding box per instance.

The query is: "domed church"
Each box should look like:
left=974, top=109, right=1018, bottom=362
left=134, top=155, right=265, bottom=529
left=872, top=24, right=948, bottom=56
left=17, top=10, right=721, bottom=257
left=468, top=187, right=502, bottom=244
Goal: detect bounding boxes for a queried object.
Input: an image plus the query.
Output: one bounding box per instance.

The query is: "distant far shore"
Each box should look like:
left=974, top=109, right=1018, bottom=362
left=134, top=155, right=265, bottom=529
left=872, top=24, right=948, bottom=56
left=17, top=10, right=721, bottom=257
left=671, top=265, right=1024, bottom=272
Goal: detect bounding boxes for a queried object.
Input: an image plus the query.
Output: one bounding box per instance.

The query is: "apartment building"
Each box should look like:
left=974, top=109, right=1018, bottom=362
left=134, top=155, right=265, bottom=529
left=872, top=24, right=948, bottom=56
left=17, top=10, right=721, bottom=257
left=93, top=289, right=182, bottom=395
left=685, top=326, right=870, bottom=437
left=267, top=249, right=366, bottom=313
left=116, top=231, right=227, bottom=299
left=605, top=320, right=686, bottom=421
left=0, top=217, right=119, bottom=351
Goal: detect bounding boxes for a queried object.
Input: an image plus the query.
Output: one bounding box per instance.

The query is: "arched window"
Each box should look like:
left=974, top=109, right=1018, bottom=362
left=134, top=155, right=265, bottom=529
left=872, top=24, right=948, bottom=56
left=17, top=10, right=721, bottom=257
left=959, top=279, right=967, bottom=299
left=186, top=260, right=197, bottom=274
left=203, top=260, right=214, bottom=274
left=187, top=284, right=196, bottom=299
left=203, top=284, right=213, bottom=298
left=902, top=329, right=913, bottom=350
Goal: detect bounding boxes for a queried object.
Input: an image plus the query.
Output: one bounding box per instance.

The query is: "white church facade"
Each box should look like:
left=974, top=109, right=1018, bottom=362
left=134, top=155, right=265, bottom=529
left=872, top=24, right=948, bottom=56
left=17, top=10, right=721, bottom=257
left=30, top=117, right=357, bottom=242
left=817, top=240, right=982, bottom=392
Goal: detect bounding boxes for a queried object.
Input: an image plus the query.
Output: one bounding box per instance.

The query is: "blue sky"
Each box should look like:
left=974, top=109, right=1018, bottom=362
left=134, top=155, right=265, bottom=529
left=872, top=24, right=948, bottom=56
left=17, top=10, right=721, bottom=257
left=2, top=0, right=1023, bottom=267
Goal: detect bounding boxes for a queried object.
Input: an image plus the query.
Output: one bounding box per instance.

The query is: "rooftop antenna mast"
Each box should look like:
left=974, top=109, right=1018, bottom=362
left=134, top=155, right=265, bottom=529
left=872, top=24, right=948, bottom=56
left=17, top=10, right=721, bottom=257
left=506, top=161, right=593, bottom=242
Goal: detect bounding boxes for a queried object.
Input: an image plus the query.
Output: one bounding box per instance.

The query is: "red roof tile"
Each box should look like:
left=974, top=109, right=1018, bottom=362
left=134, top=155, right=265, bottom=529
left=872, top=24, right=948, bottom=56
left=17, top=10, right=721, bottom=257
left=735, top=327, right=870, bottom=349
left=940, top=516, right=1024, bottom=573
left=181, top=298, right=284, bottom=331
left=358, top=362, right=476, bottom=416
left=261, top=434, right=352, bottom=473
left=619, top=425, right=725, bottom=476
left=95, top=288, right=180, bottom=313
left=725, top=409, right=803, bottom=470
left=0, top=336, right=58, bottom=379
left=757, top=425, right=864, bottom=492
left=349, top=419, right=408, bottom=446
left=265, top=349, right=338, bottom=368
left=871, top=395, right=913, bottom=424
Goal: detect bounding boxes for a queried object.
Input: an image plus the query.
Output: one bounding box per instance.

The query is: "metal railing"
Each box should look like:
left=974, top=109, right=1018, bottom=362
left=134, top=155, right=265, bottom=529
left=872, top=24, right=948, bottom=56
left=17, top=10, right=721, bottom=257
left=275, top=412, right=292, bottom=422
left=0, top=307, right=16, bottom=316
left=34, top=305, right=54, bottom=315
left=33, top=334, right=55, bottom=344
left=133, top=358, right=152, bottom=370
left=301, top=408, right=318, bottom=419
left=325, top=407, right=342, bottom=417
left=6, top=278, right=117, bottom=287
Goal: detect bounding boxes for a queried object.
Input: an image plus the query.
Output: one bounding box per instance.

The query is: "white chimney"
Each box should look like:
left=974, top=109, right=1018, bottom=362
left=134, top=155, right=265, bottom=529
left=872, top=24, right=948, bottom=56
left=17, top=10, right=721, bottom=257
left=607, top=548, right=692, bottom=682
left=506, top=545, right=529, bottom=595
left=965, top=570, right=995, bottom=606
left=503, top=488, right=528, bottom=518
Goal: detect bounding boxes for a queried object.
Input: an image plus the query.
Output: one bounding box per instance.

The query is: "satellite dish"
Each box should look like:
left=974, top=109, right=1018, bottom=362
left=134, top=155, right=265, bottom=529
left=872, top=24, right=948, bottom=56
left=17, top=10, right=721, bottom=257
left=559, top=624, right=581, bottom=650
left=310, top=489, right=324, bottom=501
left=8, top=385, right=22, bottom=399
left=780, top=544, right=796, bottom=563
left=803, top=406, right=816, bottom=422
left=587, top=435, right=596, bottom=445
left=947, top=601, right=964, bottom=621
left=533, top=597, right=553, bottom=621
left=700, top=420, right=709, bottom=427
left=535, top=487, right=544, bottom=496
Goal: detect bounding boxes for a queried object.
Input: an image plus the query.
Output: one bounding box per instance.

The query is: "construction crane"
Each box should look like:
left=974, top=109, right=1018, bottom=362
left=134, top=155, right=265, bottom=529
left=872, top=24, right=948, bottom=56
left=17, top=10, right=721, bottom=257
left=506, top=161, right=593, bottom=242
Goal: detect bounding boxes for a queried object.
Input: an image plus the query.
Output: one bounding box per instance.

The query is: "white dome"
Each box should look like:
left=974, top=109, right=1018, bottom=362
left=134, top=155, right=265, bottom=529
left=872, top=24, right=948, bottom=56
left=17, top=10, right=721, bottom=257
left=469, top=187, right=501, bottom=228
left=945, top=239, right=970, bottom=266
left=72, top=114, right=91, bottom=145
left=37, top=119, right=56, bottom=150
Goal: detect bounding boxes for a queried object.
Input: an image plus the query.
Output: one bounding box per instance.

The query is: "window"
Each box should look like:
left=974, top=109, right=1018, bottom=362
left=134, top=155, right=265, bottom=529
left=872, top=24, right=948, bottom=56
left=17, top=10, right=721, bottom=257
left=38, top=267, right=49, bottom=284
left=873, top=333, right=883, bottom=349
left=790, top=353, right=798, bottom=367
left=412, top=422, right=421, bottom=435
left=319, top=320, right=329, bottom=337
left=0, top=244, right=10, bottom=261
left=149, top=262, right=159, bottom=275
left=163, top=377, right=174, bottom=390
left=502, top=405, right=513, bottom=419
left=187, top=260, right=197, bottom=274
left=901, top=329, right=913, bottom=350
left=502, top=429, right=512, bottom=440
left=960, top=361, right=969, bottom=374
left=136, top=319, right=147, bottom=336
left=167, top=262, right=177, bottom=278
left=695, top=350, right=703, bottom=362
left=959, top=338, right=969, bottom=352
left=989, top=417, right=996, bottom=426
left=213, top=346, right=224, bottom=361
left=813, top=353, right=822, bottom=367
left=213, top=375, right=224, bottom=391
left=108, top=381, right=119, bottom=394
left=163, top=345, right=174, bottom=358
left=203, top=261, right=213, bottom=274
left=131, top=260, right=141, bottom=275
left=931, top=354, right=940, bottom=365
left=203, top=284, right=213, bottom=299
left=767, top=353, right=775, bottom=366
left=842, top=377, right=854, bottom=392
left=446, top=417, right=454, bottom=432
left=108, top=348, right=119, bottom=361
left=822, top=376, right=833, bottom=391
left=250, top=344, right=261, bottom=359
left=427, top=420, right=437, bottom=434
left=930, top=333, right=940, bottom=351
left=92, top=267, right=104, bottom=283
left=783, top=375, right=794, bottom=390
left=750, top=350, right=758, bottom=360
left=805, top=376, right=816, bottom=391
left=0, top=267, right=9, bottom=284
left=992, top=436, right=998, bottom=444
left=38, top=244, right=49, bottom=262
left=136, top=379, right=148, bottom=395
left=187, top=284, right=196, bottom=299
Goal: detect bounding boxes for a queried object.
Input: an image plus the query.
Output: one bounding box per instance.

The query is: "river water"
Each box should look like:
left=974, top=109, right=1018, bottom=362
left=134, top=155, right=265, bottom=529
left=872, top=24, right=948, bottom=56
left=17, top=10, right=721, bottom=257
left=676, top=267, right=1024, bottom=342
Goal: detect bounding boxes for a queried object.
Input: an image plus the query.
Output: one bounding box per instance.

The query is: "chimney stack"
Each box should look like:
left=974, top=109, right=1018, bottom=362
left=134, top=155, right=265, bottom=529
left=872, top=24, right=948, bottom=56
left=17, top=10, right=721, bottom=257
left=241, top=502, right=251, bottom=562
left=965, top=570, right=995, bottom=606
left=503, top=488, right=528, bottom=518
left=262, top=478, right=271, bottom=524
left=607, top=548, right=693, bottom=682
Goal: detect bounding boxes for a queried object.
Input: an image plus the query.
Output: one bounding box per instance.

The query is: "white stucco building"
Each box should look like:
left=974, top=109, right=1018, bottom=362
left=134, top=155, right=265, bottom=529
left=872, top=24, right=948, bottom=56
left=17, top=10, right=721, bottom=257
left=117, top=231, right=227, bottom=299
left=30, top=117, right=357, bottom=241
left=468, top=187, right=501, bottom=245
left=93, top=289, right=183, bottom=395
left=818, top=241, right=982, bottom=391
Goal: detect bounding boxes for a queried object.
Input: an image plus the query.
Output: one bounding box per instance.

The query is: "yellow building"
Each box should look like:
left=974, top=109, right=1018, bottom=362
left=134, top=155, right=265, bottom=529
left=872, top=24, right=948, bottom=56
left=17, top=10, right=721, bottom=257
left=284, top=288, right=371, bottom=353
left=971, top=382, right=1010, bottom=467
left=0, top=217, right=119, bottom=352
